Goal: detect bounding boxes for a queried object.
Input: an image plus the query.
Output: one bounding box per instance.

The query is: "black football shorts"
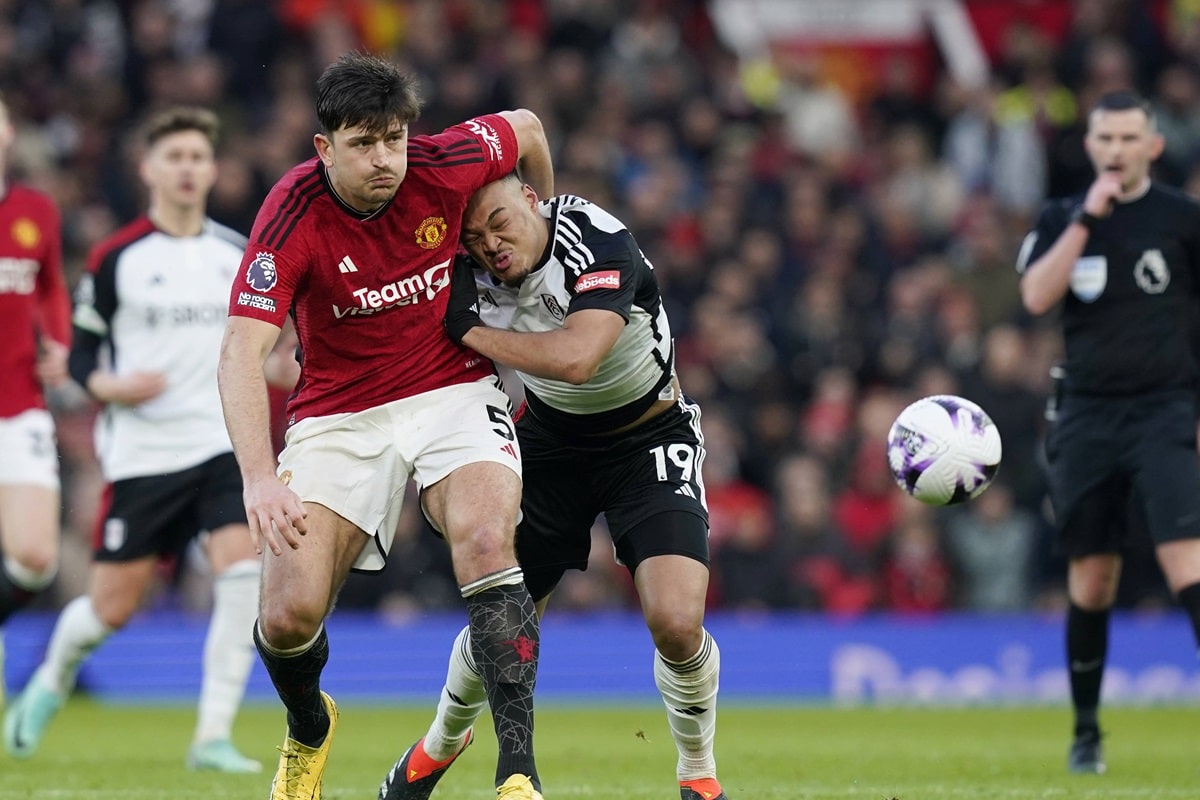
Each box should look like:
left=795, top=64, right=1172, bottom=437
left=1045, top=389, right=1200, bottom=557
left=514, top=398, right=710, bottom=601
left=92, top=452, right=246, bottom=562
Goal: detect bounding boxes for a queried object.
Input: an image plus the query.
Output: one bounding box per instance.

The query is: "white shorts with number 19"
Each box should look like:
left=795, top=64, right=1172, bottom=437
left=277, top=377, right=521, bottom=571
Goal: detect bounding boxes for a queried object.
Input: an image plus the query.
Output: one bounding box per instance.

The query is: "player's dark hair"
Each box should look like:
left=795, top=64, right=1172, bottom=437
left=143, top=106, right=220, bottom=149
left=315, top=52, right=422, bottom=137
left=1091, top=90, right=1155, bottom=126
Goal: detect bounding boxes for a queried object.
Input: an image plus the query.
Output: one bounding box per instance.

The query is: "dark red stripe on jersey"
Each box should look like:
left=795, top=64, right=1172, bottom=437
left=407, top=156, right=487, bottom=169
left=408, top=138, right=483, bottom=164
left=260, top=172, right=324, bottom=250
left=411, top=138, right=482, bottom=156
left=273, top=185, right=330, bottom=248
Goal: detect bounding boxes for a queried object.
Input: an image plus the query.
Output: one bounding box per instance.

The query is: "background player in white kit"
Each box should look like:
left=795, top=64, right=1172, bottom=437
left=0, top=93, right=72, bottom=706
left=382, top=174, right=730, bottom=800
left=4, top=106, right=291, bottom=773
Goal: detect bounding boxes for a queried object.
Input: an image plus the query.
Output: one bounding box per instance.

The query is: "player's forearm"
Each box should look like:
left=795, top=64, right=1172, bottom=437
left=1020, top=225, right=1090, bottom=316
left=462, top=325, right=600, bottom=385
left=217, top=335, right=279, bottom=480
left=518, top=147, right=554, bottom=200
left=37, top=291, right=72, bottom=346
left=263, top=348, right=300, bottom=391
left=37, top=244, right=72, bottom=344
left=505, top=109, right=553, bottom=198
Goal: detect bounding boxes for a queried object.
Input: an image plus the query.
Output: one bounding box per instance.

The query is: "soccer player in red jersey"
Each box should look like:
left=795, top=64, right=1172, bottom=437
left=217, top=53, right=552, bottom=800
left=0, top=94, right=72, bottom=699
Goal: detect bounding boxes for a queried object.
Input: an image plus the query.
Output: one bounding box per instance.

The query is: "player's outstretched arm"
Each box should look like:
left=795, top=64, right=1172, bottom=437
left=218, top=315, right=307, bottom=556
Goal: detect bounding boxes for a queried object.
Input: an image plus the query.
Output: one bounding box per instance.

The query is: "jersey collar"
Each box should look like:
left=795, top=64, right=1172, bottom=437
left=529, top=199, right=557, bottom=275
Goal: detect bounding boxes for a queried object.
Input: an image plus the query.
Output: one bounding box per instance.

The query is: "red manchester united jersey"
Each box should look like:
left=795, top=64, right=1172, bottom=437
left=0, top=184, right=70, bottom=418
left=229, top=115, right=517, bottom=423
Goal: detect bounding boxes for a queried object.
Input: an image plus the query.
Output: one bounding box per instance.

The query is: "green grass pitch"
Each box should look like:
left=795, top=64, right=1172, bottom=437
left=0, top=699, right=1196, bottom=798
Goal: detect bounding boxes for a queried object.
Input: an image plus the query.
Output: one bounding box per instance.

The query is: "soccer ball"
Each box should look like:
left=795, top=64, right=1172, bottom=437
left=886, top=394, right=1002, bottom=506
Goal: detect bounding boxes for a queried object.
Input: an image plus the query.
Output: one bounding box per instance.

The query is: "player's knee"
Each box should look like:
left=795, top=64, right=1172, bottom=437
left=257, top=598, right=326, bottom=648
left=645, top=607, right=703, bottom=661
left=6, top=547, right=56, bottom=579
left=90, top=591, right=139, bottom=629
left=450, top=523, right=516, bottom=573
left=1069, top=578, right=1116, bottom=610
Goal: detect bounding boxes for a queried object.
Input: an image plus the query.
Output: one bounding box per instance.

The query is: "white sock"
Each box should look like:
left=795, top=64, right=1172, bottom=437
left=654, top=629, right=721, bottom=781
left=4, top=555, right=56, bottom=590
left=193, top=559, right=259, bottom=745
left=34, top=596, right=112, bottom=696
left=423, top=625, right=487, bottom=761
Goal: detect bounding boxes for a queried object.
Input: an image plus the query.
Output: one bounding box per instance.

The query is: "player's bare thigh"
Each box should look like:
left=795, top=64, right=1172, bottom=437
left=0, top=485, right=59, bottom=573
left=423, top=460, right=521, bottom=587
left=258, top=501, right=369, bottom=647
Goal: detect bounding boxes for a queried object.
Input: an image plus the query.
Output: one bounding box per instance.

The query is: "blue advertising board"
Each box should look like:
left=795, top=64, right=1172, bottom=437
left=4, top=610, right=1197, bottom=704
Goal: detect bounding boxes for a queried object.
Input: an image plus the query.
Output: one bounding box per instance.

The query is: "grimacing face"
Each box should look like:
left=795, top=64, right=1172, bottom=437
left=1084, top=107, right=1163, bottom=193
left=461, top=180, right=548, bottom=287
left=317, top=121, right=409, bottom=213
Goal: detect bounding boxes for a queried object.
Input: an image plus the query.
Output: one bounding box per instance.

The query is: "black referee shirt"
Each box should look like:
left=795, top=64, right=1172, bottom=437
left=1017, top=182, right=1200, bottom=396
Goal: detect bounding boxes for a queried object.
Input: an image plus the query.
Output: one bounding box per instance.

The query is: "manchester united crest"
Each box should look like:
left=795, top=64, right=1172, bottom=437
left=414, top=216, right=447, bottom=250
left=12, top=218, right=39, bottom=250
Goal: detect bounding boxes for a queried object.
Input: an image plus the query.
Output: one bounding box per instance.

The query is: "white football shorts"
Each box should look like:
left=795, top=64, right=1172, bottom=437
left=278, top=377, right=522, bottom=571
left=0, top=409, right=59, bottom=489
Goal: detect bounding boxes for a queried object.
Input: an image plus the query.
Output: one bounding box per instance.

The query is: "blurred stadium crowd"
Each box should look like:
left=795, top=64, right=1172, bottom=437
left=7, top=0, right=1200, bottom=618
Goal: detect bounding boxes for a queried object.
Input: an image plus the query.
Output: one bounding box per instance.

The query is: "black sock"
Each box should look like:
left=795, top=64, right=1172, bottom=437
left=1067, top=603, right=1109, bottom=734
left=254, top=622, right=330, bottom=747
left=467, top=582, right=540, bottom=790
left=0, top=561, right=39, bottom=626
left=1175, top=582, right=1200, bottom=649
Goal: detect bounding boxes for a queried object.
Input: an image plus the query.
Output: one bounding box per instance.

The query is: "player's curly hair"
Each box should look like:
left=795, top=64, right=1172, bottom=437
left=316, top=51, right=422, bottom=137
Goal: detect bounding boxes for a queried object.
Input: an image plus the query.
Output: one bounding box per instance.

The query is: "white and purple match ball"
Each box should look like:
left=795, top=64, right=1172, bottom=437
left=886, top=394, right=1002, bottom=506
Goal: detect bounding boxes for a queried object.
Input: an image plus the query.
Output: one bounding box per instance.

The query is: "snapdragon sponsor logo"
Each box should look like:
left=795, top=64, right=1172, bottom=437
left=831, top=643, right=1200, bottom=703
left=0, top=257, right=39, bottom=294
left=332, top=259, right=451, bottom=319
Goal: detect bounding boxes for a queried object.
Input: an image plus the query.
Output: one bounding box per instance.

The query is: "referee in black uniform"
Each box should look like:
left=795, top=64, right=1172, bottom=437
left=1018, top=89, right=1200, bottom=775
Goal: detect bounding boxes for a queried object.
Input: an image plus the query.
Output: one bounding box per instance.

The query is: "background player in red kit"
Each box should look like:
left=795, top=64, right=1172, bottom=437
left=217, top=53, right=553, bottom=800
left=0, top=93, right=72, bottom=700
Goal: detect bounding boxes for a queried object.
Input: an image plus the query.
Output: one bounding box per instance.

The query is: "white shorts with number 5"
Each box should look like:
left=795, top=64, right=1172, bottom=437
left=278, top=377, right=521, bottom=571
left=0, top=409, right=59, bottom=489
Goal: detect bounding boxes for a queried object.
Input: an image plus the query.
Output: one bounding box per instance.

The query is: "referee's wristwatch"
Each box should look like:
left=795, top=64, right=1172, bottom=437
left=1070, top=206, right=1104, bottom=231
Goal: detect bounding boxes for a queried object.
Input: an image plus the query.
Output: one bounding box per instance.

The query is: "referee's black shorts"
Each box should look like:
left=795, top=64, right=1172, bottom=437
left=515, top=398, right=710, bottom=602
left=1045, top=389, right=1200, bottom=558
